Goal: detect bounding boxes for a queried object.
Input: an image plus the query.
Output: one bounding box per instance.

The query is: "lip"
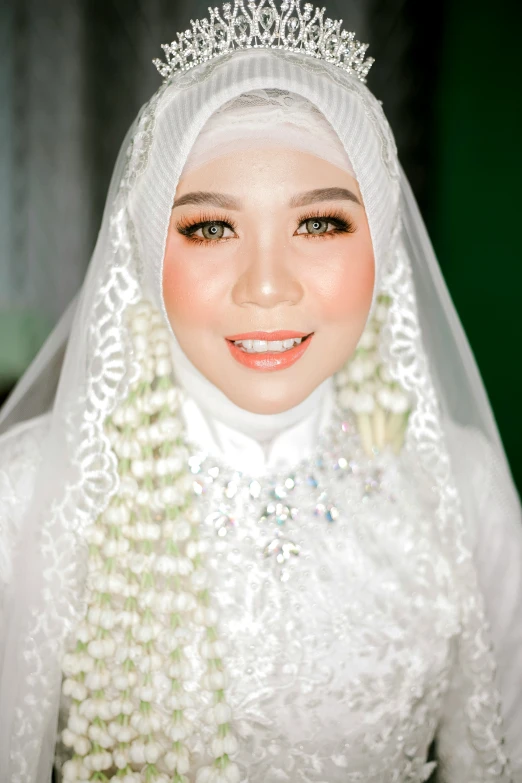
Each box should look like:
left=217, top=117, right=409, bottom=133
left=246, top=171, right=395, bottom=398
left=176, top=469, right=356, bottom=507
left=225, top=332, right=314, bottom=372
left=225, top=330, right=308, bottom=341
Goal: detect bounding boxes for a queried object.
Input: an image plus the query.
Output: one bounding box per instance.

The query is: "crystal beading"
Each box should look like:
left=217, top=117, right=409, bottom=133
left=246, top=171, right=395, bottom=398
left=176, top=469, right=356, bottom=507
left=153, top=0, right=374, bottom=84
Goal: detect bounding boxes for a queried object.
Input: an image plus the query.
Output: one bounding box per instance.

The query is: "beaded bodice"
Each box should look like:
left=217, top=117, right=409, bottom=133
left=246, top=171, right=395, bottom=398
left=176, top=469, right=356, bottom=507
left=179, top=415, right=455, bottom=781
left=52, top=412, right=457, bottom=782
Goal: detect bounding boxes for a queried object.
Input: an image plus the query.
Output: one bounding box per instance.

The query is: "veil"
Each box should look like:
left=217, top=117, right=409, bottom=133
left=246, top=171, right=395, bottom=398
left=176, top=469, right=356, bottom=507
left=1, top=44, right=520, bottom=783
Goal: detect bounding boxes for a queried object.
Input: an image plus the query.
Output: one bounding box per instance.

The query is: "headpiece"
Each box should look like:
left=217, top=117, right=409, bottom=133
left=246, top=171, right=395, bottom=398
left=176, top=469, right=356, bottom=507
left=153, top=0, right=374, bottom=84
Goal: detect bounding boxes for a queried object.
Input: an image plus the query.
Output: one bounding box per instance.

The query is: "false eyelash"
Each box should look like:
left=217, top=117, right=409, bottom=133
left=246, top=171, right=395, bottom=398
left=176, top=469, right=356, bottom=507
left=175, top=208, right=357, bottom=246
left=175, top=212, right=238, bottom=244
left=295, top=208, right=357, bottom=238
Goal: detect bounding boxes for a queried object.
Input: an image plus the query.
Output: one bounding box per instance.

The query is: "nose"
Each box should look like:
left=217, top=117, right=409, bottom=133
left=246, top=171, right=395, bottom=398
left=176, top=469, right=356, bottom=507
left=231, top=237, right=304, bottom=309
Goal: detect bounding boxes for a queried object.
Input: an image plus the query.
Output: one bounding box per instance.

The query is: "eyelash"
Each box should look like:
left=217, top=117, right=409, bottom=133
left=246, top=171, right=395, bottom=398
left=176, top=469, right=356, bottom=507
left=175, top=209, right=356, bottom=245
left=297, top=209, right=356, bottom=239
left=176, top=212, right=239, bottom=245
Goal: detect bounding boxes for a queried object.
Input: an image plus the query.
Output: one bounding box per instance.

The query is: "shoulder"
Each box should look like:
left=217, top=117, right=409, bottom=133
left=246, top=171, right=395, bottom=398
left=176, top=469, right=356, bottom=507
left=0, top=414, right=51, bottom=587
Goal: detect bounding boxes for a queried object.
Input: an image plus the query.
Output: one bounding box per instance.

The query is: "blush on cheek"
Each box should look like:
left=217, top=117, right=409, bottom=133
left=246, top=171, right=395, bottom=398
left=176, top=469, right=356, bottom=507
left=162, top=256, right=204, bottom=324
left=320, top=250, right=375, bottom=322
left=163, top=258, right=181, bottom=310
left=162, top=221, right=202, bottom=320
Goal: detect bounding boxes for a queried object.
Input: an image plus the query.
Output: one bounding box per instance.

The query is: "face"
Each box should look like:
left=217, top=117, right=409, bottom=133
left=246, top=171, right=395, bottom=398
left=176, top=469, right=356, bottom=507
left=163, top=146, right=375, bottom=414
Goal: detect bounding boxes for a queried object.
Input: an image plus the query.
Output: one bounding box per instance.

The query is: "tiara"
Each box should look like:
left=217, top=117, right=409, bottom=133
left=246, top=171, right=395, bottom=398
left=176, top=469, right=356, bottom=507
left=153, top=0, right=374, bottom=84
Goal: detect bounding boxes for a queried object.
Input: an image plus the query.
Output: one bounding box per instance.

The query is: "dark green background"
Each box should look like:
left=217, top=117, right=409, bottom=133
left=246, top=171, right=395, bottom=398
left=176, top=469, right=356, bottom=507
left=434, top=0, right=522, bottom=492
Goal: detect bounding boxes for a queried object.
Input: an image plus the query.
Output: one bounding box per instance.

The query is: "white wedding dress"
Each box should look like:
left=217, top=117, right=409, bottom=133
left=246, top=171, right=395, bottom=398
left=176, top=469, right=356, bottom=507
left=1, top=364, right=521, bottom=782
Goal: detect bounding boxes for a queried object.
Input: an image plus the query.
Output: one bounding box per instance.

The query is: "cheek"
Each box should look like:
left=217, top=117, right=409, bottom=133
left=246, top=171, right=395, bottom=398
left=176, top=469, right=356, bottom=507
left=162, top=255, right=196, bottom=323
left=314, top=240, right=375, bottom=323
left=162, top=240, right=225, bottom=329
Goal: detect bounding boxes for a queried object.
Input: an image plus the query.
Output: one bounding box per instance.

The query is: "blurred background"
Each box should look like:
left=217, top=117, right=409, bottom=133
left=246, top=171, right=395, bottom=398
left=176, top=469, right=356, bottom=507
left=0, top=0, right=520, bottom=492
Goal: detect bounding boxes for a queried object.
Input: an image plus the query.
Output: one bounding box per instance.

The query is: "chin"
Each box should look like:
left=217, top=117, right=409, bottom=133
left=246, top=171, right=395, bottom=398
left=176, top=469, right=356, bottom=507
left=221, top=378, right=317, bottom=416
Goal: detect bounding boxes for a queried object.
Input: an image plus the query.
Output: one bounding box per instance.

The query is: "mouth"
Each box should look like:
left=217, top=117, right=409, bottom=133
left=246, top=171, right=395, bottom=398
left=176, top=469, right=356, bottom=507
left=225, top=331, right=314, bottom=371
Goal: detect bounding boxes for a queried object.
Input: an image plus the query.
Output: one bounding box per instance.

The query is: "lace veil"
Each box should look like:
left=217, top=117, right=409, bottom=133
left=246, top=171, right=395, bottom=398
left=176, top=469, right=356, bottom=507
left=0, top=46, right=520, bottom=782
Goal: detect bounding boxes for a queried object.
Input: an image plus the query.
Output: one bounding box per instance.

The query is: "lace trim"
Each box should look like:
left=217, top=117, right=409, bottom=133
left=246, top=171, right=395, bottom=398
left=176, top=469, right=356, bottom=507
left=381, top=243, right=512, bottom=781
left=8, top=95, right=160, bottom=783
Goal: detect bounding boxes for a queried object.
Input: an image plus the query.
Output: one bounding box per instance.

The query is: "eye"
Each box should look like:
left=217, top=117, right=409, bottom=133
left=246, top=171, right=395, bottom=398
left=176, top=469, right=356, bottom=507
left=295, top=213, right=354, bottom=237
left=297, top=218, right=331, bottom=236
left=193, top=222, right=235, bottom=241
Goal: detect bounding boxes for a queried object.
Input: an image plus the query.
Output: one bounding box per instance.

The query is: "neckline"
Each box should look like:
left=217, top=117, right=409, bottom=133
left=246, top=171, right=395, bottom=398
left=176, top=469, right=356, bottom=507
left=171, top=332, right=335, bottom=475
left=179, top=380, right=336, bottom=476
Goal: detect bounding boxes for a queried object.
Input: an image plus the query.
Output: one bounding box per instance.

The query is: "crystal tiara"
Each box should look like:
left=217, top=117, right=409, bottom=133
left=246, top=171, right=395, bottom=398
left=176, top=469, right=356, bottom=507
left=153, top=0, right=374, bottom=84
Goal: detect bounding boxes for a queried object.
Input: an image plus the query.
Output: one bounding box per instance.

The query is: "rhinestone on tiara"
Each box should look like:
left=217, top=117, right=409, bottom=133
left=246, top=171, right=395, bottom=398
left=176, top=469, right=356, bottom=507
left=153, top=0, right=374, bottom=84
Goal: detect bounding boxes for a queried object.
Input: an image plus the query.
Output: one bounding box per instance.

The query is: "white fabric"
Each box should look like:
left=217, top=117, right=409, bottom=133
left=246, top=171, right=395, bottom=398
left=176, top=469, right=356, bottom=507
left=2, top=412, right=522, bottom=783
left=180, top=89, right=355, bottom=177
left=179, top=379, right=335, bottom=475
left=0, top=46, right=521, bottom=783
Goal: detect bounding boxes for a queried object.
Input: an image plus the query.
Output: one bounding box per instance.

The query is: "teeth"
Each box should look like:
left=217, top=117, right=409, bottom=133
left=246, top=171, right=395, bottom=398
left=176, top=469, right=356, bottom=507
left=233, top=336, right=305, bottom=353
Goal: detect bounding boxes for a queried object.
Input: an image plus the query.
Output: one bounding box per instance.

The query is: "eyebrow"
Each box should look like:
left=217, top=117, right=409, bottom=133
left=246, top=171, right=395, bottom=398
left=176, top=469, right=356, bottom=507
left=288, top=187, right=361, bottom=208
left=172, top=186, right=361, bottom=210
left=172, top=191, right=241, bottom=210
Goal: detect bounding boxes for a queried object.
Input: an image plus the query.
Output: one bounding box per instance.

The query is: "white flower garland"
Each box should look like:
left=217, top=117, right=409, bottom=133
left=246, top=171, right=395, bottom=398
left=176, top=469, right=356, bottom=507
left=61, top=301, right=239, bottom=783
left=60, top=294, right=410, bottom=782
left=336, top=293, right=412, bottom=455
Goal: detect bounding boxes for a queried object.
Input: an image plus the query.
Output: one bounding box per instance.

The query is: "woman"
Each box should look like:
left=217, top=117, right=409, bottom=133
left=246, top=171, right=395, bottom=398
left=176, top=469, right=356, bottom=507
left=1, top=3, right=521, bottom=782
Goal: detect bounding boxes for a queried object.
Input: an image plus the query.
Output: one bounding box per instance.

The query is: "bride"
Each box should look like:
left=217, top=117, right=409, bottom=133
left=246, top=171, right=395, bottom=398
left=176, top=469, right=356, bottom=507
left=1, top=2, right=521, bottom=782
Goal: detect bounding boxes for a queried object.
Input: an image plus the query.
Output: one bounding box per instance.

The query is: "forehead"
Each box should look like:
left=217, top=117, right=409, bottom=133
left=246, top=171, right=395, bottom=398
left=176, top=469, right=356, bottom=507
left=174, top=147, right=362, bottom=206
